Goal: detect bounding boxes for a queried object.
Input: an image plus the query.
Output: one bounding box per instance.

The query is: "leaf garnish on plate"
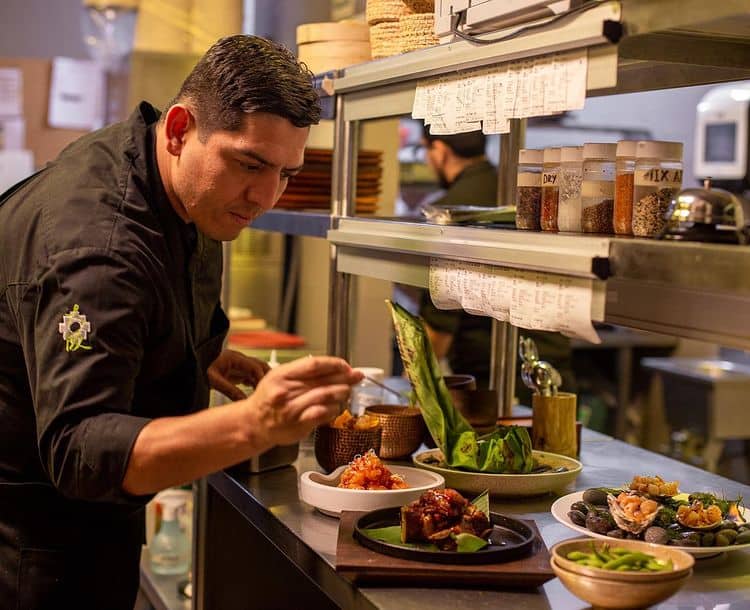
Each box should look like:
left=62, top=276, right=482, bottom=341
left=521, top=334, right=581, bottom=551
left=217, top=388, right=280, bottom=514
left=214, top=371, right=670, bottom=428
left=362, top=526, right=439, bottom=550
left=471, top=490, right=490, bottom=516
left=453, top=532, right=489, bottom=553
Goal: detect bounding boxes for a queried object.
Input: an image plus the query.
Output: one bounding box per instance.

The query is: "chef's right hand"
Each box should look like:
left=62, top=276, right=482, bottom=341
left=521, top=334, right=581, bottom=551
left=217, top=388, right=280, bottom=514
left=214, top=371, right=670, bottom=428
left=242, top=355, right=363, bottom=448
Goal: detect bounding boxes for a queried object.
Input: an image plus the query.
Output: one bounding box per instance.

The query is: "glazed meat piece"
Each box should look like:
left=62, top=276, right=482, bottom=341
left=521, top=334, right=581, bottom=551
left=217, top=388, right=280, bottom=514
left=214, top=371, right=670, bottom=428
left=400, top=489, right=491, bottom=550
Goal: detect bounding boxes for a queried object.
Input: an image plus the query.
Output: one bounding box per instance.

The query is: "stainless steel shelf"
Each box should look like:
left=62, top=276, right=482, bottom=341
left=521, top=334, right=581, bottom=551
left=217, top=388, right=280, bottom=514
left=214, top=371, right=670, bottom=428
left=329, top=217, right=611, bottom=279
left=328, top=218, right=750, bottom=350
left=250, top=210, right=330, bottom=238
left=330, top=0, right=750, bottom=119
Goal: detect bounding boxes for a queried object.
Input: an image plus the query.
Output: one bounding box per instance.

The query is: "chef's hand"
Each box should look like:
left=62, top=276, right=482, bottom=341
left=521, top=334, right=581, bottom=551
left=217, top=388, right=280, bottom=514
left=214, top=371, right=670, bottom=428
left=208, top=349, right=270, bottom=401
left=242, top=356, right=363, bottom=447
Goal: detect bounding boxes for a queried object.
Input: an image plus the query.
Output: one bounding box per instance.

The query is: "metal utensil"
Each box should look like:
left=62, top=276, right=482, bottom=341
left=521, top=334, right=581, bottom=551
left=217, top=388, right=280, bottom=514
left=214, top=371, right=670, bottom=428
left=364, top=375, right=411, bottom=402
left=518, top=336, right=563, bottom=396
left=518, top=336, right=539, bottom=364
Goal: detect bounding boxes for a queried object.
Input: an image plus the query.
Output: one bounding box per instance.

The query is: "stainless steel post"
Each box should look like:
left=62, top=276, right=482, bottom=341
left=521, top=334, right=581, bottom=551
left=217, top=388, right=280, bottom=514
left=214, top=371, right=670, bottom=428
left=490, top=118, right=525, bottom=416
left=327, top=96, right=358, bottom=359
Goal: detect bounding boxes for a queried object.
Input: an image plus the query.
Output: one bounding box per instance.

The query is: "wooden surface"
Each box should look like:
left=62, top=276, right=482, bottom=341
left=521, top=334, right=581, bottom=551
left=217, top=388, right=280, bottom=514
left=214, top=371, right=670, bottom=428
left=335, top=510, right=555, bottom=588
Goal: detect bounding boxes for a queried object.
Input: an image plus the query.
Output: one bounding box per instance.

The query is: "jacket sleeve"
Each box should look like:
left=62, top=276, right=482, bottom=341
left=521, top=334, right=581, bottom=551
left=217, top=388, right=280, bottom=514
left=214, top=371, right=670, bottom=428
left=18, top=247, right=155, bottom=504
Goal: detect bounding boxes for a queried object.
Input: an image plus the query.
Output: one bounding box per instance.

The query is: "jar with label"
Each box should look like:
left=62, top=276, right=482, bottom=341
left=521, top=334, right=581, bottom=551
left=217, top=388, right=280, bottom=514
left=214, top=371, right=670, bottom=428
left=632, top=141, right=684, bottom=237
left=557, top=146, right=583, bottom=232
left=349, top=367, right=385, bottom=415
left=581, top=143, right=616, bottom=234
left=613, top=140, right=637, bottom=235
left=516, top=149, right=543, bottom=230
left=540, top=147, right=561, bottom=232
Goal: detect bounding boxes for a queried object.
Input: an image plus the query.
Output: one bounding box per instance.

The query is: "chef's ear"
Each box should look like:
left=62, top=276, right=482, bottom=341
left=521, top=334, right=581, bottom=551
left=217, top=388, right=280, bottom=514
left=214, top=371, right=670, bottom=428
left=164, top=104, right=195, bottom=156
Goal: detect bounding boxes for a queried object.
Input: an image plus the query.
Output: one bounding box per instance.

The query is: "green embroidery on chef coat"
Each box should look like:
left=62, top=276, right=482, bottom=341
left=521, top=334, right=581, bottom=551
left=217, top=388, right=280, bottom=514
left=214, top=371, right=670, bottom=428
left=58, top=304, right=92, bottom=352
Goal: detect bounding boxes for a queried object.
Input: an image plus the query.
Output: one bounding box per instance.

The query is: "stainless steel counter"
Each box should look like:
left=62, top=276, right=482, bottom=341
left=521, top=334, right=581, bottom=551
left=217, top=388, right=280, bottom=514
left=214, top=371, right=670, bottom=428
left=206, top=428, right=750, bottom=609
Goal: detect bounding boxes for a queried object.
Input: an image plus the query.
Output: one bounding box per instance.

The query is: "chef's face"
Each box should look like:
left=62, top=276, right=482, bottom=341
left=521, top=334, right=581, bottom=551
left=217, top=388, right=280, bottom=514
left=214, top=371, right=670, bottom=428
left=167, top=107, right=308, bottom=241
left=422, top=137, right=451, bottom=190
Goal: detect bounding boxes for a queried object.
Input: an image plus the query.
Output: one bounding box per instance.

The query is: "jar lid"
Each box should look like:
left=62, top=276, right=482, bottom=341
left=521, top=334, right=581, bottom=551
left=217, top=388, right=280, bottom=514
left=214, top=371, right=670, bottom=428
left=616, top=140, right=637, bottom=158
left=635, top=140, right=683, bottom=161
left=543, top=147, right=561, bottom=163
left=560, top=146, right=583, bottom=163
left=582, top=142, right=616, bottom=160
left=518, top=149, right=543, bottom=164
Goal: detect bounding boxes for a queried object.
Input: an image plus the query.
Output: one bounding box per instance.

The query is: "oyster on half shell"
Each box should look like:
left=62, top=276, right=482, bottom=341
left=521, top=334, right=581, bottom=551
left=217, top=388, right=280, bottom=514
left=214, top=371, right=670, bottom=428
left=607, top=492, right=662, bottom=534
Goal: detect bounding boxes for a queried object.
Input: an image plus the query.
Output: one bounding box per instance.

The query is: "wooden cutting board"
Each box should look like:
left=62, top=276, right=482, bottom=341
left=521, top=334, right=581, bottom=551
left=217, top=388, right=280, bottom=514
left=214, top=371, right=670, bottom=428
left=335, top=511, right=555, bottom=588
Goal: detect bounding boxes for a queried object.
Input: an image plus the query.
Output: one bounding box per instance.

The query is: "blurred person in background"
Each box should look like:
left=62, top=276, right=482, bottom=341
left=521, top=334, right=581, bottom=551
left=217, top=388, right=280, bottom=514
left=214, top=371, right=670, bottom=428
left=418, top=126, right=575, bottom=403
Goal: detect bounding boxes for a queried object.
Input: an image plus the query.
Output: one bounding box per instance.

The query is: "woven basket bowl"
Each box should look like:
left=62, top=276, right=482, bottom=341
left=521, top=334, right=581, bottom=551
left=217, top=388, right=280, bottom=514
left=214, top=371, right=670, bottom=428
left=313, top=424, right=383, bottom=473
left=364, top=405, right=426, bottom=459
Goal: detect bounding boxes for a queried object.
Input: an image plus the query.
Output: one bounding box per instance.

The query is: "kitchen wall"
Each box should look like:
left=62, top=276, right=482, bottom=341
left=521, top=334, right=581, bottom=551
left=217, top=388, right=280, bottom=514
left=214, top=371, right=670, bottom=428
left=0, top=0, right=88, bottom=59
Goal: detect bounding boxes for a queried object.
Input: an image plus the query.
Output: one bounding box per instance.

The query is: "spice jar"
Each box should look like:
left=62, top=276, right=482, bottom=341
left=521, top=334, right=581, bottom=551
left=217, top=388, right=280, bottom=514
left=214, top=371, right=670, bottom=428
left=581, top=143, right=616, bottom=234
left=540, top=147, right=561, bottom=232
left=613, top=140, right=637, bottom=235
left=516, top=149, right=543, bottom=230
left=557, top=146, right=583, bottom=232
left=633, top=141, right=684, bottom=237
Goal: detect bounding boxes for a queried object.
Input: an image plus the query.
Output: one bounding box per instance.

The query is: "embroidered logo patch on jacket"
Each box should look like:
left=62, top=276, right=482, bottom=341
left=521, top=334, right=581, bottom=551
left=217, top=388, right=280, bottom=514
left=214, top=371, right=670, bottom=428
left=58, top=304, right=92, bottom=352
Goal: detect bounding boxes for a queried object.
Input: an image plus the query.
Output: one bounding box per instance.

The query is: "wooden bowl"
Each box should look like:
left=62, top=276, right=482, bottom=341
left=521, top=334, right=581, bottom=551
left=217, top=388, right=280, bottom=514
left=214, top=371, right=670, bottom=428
left=551, top=537, right=695, bottom=583
left=364, top=405, right=426, bottom=459
left=313, top=425, right=382, bottom=473
left=551, top=558, right=691, bottom=608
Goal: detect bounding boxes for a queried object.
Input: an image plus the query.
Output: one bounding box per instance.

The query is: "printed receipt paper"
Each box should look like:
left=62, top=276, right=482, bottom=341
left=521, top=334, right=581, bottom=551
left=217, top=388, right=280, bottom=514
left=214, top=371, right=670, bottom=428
left=428, top=258, right=602, bottom=344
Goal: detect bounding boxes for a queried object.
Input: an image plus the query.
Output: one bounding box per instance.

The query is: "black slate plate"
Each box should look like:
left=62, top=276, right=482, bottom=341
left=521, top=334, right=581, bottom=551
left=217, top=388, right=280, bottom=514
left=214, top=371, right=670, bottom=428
left=353, top=507, right=536, bottom=565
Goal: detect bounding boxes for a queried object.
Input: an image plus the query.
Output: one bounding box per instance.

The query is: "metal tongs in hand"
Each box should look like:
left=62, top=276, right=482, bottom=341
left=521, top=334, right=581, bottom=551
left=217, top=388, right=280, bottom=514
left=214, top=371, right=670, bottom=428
left=519, top=336, right=562, bottom=397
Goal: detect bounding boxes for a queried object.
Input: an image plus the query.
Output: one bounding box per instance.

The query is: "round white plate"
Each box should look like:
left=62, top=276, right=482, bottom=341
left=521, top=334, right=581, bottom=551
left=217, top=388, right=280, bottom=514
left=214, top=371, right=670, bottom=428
left=298, top=464, right=444, bottom=518
left=412, top=448, right=582, bottom=497
left=551, top=490, right=750, bottom=558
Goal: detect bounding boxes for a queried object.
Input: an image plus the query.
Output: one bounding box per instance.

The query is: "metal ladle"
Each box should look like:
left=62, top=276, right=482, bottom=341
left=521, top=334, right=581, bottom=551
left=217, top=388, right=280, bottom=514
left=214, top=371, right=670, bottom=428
left=518, top=336, right=562, bottom=397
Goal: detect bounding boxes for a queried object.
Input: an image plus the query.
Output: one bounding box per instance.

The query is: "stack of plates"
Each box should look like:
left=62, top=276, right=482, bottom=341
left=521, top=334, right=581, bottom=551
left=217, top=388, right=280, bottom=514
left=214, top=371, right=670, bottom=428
left=277, top=147, right=382, bottom=214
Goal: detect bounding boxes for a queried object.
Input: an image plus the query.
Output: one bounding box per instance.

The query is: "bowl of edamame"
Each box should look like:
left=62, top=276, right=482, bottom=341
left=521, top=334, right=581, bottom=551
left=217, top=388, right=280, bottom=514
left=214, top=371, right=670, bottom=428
left=550, top=538, right=694, bottom=608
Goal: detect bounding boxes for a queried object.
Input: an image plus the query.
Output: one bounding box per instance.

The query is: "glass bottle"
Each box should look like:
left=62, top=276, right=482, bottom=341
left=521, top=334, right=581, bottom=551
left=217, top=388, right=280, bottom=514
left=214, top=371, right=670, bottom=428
left=150, top=497, right=190, bottom=576
left=515, top=149, right=543, bottom=230
left=581, top=143, right=616, bottom=234
left=613, top=140, right=637, bottom=235
left=540, top=147, right=561, bottom=232
left=350, top=367, right=385, bottom=414
left=632, top=141, right=684, bottom=237
left=557, top=146, right=583, bottom=232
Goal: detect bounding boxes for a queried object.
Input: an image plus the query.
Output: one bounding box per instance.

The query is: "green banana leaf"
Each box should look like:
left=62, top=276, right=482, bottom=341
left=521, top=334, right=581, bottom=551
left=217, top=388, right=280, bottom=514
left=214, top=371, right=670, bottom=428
left=387, top=300, right=534, bottom=474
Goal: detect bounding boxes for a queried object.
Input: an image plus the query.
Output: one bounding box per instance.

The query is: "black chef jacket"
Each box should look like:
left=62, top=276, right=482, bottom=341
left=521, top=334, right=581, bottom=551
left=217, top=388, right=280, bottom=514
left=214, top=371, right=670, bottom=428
left=0, top=102, right=228, bottom=610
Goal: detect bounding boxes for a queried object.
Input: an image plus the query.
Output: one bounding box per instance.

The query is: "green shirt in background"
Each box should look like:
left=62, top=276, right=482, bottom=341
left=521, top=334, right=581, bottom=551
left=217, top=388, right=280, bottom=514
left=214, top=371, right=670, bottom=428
left=418, top=159, right=575, bottom=403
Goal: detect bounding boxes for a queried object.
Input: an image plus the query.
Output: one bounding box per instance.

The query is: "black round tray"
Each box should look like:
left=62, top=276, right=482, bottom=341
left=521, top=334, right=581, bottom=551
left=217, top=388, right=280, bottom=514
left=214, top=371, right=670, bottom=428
left=353, top=507, right=536, bottom=565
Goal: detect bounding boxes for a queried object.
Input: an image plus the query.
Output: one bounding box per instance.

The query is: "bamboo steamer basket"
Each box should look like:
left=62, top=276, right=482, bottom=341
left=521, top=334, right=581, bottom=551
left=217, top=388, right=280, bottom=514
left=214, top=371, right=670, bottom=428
left=398, top=13, right=439, bottom=53
left=369, top=21, right=402, bottom=59
left=402, top=0, right=434, bottom=11
left=366, top=0, right=410, bottom=25
left=296, top=21, right=371, bottom=74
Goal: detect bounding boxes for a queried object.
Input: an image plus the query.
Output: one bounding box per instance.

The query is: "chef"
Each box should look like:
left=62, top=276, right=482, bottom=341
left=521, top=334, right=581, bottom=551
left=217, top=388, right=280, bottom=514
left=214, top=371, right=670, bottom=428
left=0, top=35, right=362, bottom=609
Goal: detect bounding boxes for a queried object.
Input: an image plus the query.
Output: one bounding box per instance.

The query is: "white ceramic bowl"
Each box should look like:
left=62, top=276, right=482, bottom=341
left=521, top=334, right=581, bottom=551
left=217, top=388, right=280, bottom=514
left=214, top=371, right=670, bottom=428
left=299, top=464, right=444, bottom=517
left=413, top=448, right=582, bottom=497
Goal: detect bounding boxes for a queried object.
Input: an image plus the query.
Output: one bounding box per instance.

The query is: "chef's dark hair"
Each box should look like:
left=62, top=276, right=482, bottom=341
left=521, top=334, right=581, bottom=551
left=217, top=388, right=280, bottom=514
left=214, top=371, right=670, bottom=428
left=422, top=124, right=486, bottom=159
left=165, top=34, right=320, bottom=138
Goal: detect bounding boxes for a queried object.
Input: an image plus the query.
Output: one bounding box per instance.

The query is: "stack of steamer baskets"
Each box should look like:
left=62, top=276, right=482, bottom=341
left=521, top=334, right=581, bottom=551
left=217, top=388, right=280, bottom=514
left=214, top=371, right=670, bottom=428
left=366, top=0, right=438, bottom=59
left=276, top=148, right=383, bottom=214
left=291, top=21, right=382, bottom=214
